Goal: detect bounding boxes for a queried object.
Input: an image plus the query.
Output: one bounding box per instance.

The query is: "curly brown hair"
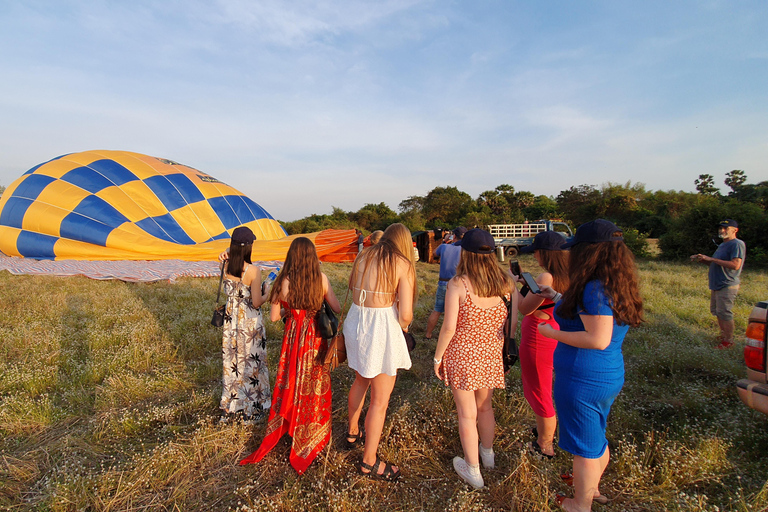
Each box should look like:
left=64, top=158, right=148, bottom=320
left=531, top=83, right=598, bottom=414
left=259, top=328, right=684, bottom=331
left=269, top=237, right=323, bottom=312
left=556, top=236, right=643, bottom=327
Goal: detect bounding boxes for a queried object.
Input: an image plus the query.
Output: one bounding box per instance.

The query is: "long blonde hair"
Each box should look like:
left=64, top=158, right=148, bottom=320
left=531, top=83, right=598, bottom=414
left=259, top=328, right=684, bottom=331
left=349, top=223, right=418, bottom=303
left=456, top=250, right=512, bottom=297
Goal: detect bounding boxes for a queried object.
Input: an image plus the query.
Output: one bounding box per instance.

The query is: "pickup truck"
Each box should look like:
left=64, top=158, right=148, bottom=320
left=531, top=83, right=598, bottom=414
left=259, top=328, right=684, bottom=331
left=487, top=220, right=574, bottom=259
left=736, top=301, right=768, bottom=415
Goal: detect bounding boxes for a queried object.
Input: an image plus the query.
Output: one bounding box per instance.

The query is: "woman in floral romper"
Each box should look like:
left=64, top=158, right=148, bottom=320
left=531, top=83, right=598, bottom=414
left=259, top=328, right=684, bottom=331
left=434, top=229, right=518, bottom=489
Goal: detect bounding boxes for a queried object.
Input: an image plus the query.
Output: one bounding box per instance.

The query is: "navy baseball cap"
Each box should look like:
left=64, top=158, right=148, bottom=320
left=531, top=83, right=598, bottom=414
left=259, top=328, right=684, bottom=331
left=453, top=226, right=468, bottom=238
left=461, top=229, right=496, bottom=254
left=519, top=231, right=566, bottom=253
left=561, top=219, right=623, bottom=249
left=718, top=219, right=738, bottom=228
left=231, top=226, right=256, bottom=245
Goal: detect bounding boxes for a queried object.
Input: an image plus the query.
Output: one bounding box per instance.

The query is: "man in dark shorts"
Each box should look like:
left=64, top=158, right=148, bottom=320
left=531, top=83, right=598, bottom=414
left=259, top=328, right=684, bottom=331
left=690, top=219, right=746, bottom=349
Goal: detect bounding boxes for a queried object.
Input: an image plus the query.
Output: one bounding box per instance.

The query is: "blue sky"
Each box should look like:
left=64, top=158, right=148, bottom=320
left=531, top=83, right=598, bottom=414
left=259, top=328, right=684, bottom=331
left=1, top=0, right=766, bottom=221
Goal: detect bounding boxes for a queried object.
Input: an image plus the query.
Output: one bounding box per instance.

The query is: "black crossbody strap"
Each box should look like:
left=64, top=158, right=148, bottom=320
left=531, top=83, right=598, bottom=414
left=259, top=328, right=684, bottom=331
left=215, top=262, right=225, bottom=305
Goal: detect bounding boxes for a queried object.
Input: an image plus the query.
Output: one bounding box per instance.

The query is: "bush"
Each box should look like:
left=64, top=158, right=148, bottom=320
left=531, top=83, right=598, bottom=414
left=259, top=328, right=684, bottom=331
left=621, top=227, right=651, bottom=258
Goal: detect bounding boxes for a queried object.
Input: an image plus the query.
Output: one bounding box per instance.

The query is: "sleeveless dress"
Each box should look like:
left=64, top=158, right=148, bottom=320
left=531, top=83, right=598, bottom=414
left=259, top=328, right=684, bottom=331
left=239, top=301, right=332, bottom=475
left=442, top=278, right=509, bottom=391
left=553, top=280, right=629, bottom=459
left=220, top=270, right=271, bottom=422
left=344, top=288, right=412, bottom=378
left=519, top=298, right=558, bottom=418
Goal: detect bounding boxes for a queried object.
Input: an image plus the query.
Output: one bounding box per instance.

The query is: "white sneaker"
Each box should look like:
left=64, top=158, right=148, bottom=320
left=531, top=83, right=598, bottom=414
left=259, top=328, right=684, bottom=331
left=479, top=442, right=495, bottom=469
left=453, top=456, right=484, bottom=489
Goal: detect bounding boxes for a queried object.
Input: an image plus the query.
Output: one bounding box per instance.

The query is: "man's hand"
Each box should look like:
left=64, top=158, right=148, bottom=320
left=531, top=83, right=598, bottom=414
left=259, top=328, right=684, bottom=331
left=690, top=253, right=709, bottom=263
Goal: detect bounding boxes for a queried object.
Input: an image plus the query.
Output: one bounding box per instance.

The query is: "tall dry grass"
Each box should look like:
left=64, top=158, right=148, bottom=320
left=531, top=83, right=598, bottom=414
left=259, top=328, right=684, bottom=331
left=1, top=257, right=767, bottom=511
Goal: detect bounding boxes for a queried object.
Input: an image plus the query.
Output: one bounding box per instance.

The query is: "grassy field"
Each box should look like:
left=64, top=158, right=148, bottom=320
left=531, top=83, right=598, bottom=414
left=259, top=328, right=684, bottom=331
left=1, top=257, right=768, bottom=511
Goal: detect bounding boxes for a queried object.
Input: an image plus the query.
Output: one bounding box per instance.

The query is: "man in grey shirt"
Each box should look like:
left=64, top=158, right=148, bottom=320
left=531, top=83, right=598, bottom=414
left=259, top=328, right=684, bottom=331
left=690, top=219, right=746, bottom=349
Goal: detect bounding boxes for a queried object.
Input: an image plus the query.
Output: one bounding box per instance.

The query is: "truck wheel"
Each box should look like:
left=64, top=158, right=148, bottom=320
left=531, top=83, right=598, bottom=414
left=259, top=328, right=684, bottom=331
left=505, top=247, right=519, bottom=258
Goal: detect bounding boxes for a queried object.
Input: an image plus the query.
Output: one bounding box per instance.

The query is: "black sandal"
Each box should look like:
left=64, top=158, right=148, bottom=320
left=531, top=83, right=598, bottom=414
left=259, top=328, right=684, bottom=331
left=358, top=457, right=401, bottom=482
left=344, top=431, right=364, bottom=450
left=528, top=440, right=555, bottom=460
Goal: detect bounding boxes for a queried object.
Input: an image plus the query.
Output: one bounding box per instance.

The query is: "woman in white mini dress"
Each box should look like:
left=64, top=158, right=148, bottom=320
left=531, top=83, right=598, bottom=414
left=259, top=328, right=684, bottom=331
left=343, top=223, right=417, bottom=481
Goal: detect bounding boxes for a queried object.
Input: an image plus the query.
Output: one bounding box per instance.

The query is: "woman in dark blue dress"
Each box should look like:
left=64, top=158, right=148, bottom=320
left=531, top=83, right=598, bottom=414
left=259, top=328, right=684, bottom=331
left=537, top=220, right=643, bottom=512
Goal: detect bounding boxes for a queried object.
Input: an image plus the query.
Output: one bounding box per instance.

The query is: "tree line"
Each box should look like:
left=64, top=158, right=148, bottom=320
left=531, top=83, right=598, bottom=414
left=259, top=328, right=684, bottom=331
left=282, top=171, right=767, bottom=266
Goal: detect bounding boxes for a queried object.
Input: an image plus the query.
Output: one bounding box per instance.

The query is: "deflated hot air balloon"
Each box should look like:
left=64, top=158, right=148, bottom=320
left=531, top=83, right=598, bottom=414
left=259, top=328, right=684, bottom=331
left=0, top=150, right=289, bottom=261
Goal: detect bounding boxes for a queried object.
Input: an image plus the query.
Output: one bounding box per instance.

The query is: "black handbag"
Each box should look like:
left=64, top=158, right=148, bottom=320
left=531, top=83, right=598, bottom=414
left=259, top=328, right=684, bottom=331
left=501, top=296, right=518, bottom=372
left=316, top=300, right=339, bottom=339
left=403, top=330, right=416, bottom=352
left=211, top=263, right=228, bottom=327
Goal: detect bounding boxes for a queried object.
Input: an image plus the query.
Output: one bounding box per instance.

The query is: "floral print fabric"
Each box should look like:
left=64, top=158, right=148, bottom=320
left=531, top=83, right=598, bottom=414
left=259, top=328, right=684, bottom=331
left=442, top=278, right=508, bottom=391
left=220, top=278, right=271, bottom=422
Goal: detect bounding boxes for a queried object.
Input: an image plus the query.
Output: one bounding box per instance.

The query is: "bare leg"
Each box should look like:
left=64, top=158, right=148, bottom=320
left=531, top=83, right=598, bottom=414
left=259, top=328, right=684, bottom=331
left=475, top=388, right=495, bottom=451
left=425, top=310, right=441, bottom=339
left=452, top=387, right=480, bottom=466
left=561, top=449, right=609, bottom=512
left=361, top=373, right=398, bottom=473
left=347, top=372, right=371, bottom=437
left=535, top=413, right=557, bottom=456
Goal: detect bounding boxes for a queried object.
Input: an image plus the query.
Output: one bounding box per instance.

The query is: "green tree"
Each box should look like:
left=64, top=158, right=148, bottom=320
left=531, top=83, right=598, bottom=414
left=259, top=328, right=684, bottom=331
left=725, top=170, right=747, bottom=193
left=523, top=195, right=559, bottom=220
left=0, top=184, right=5, bottom=198
left=556, top=184, right=601, bottom=225
left=352, top=203, right=398, bottom=232
left=422, top=186, right=474, bottom=227
left=695, top=174, right=720, bottom=196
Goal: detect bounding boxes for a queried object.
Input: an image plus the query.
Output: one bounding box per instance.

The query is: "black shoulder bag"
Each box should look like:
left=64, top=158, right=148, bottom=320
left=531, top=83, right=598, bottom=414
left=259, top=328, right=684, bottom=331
left=501, top=295, right=518, bottom=372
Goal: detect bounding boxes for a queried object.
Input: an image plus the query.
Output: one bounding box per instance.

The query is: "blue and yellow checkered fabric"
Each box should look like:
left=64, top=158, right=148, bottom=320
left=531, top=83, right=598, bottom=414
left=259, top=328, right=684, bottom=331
left=0, top=150, right=286, bottom=261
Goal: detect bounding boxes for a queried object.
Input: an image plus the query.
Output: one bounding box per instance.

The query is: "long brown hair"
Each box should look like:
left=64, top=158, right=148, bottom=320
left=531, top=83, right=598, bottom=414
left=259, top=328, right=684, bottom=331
left=537, top=249, right=570, bottom=294
left=269, top=237, right=324, bottom=311
left=349, top=223, right=418, bottom=304
left=556, top=237, right=643, bottom=327
left=226, top=240, right=253, bottom=279
left=456, top=251, right=512, bottom=297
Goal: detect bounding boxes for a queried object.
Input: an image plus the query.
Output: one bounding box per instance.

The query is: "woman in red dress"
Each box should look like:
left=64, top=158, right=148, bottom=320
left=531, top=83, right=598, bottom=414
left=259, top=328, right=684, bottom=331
left=517, top=231, right=569, bottom=459
left=239, top=237, right=341, bottom=474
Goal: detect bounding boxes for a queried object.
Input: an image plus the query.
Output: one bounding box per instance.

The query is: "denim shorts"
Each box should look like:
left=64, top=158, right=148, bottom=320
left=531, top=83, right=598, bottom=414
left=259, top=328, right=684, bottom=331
left=434, top=281, right=448, bottom=313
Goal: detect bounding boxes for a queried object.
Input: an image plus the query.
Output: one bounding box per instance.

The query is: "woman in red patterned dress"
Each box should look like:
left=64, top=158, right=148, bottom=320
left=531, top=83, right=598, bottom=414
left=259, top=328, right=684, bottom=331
left=433, top=229, right=518, bottom=489
left=239, top=237, right=341, bottom=474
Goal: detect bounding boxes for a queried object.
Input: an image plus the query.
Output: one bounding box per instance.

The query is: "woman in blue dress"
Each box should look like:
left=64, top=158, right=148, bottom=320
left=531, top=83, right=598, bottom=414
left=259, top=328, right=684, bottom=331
left=537, top=219, right=643, bottom=512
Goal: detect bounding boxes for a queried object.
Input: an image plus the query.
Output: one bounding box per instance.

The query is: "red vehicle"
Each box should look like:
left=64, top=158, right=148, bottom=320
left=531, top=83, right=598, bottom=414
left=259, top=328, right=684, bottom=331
left=736, top=301, right=768, bottom=415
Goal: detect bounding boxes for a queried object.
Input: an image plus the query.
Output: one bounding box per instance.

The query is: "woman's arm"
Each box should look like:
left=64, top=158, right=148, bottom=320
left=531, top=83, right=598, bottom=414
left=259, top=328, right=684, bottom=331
left=269, top=279, right=289, bottom=322
left=518, top=272, right=552, bottom=316
left=322, top=273, right=341, bottom=313
left=433, top=278, right=461, bottom=379
left=538, top=314, right=613, bottom=350
left=395, top=260, right=415, bottom=329
left=248, top=267, right=269, bottom=308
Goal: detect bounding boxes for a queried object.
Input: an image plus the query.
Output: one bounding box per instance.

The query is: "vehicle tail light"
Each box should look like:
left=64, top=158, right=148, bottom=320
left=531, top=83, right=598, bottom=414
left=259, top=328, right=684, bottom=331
left=744, top=321, right=766, bottom=372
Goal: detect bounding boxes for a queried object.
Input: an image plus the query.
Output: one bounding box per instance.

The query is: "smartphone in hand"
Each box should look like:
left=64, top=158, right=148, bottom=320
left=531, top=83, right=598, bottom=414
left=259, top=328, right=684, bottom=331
left=521, top=272, right=540, bottom=294
left=509, top=260, right=522, bottom=277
